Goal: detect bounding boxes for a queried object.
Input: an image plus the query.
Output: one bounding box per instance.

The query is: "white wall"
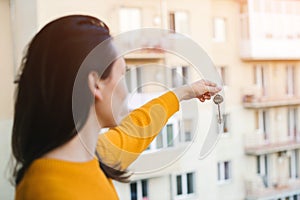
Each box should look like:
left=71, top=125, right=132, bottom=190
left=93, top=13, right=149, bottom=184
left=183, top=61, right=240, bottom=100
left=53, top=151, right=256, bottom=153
left=148, top=176, right=171, bottom=200
left=10, top=0, right=38, bottom=70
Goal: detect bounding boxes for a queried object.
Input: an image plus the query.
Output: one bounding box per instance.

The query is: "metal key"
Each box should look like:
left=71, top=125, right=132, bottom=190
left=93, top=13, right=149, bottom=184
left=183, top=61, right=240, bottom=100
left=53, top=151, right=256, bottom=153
left=213, top=94, right=223, bottom=124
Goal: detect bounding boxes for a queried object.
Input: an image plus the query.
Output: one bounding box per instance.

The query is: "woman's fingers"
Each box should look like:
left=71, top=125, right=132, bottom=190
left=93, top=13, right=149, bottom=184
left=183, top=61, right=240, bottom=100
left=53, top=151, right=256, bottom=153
left=198, top=96, right=205, bottom=102
left=204, top=95, right=211, bottom=100
left=197, top=92, right=211, bottom=102
left=196, top=84, right=221, bottom=102
left=203, top=92, right=211, bottom=100
left=173, top=79, right=222, bottom=102
left=203, top=79, right=217, bottom=87
left=192, top=80, right=221, bottom=97
left=205, top=85, right=222, bottom=94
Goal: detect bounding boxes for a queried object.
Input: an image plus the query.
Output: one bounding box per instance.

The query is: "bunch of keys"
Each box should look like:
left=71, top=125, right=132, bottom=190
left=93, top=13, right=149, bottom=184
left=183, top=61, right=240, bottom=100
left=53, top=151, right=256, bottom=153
left=213, top=94, right=224, bottom=124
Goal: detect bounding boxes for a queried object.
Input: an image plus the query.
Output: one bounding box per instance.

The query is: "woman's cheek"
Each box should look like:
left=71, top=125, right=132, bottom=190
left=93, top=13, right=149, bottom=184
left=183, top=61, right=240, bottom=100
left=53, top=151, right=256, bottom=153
left=111, top=77, right=130, bottom=124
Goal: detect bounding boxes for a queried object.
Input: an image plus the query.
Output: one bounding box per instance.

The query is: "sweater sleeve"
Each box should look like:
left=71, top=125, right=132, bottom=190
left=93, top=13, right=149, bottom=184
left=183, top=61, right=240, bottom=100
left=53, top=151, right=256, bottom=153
left=96, top=91, right=179, bottom=170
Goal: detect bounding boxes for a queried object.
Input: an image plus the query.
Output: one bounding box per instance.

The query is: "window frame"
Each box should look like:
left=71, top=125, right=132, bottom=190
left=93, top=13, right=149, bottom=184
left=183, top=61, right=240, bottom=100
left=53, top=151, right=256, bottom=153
left=217, top=66, right=228, bottom=86
left=169, top=10, right=190, bottom=34
left=254, top=65, right=268, bottom=97
left=145, top=117, right=178, bottom=152
left=172, top=172, right=196, bottom=199
left=212, top=17, right=227, bottom=43
left=289, top=150, right=299, bottom=179
left=286, top=65, right=295, bottom=96
left=287, top=107, right=298, bottom=141
left=256, top=110, right=270, bottom=142
left=256, top=154, right=268, bottom=177
left=129, top=179, right=149, bottom=200
left=217, top=160, right=232, bottom=184
left=220, top=113, right=230, bottom=135
left=171, top=66, right=189, bottom=88
left=181, top=118, right=193, bottom=142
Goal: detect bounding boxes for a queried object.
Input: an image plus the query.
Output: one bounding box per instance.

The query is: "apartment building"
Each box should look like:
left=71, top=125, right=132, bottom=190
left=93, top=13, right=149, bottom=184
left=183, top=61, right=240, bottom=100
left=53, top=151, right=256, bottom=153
left=0, top=0, right=300, bottom=200
left=114, top=1, right=300, bottom=200
left=240, top=0, right=300, bottom=199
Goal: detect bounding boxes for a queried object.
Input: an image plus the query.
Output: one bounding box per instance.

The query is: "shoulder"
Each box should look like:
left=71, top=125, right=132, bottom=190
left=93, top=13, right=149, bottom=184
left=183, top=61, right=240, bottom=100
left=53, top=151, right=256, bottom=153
left=15, top=171, right=76, bottom=200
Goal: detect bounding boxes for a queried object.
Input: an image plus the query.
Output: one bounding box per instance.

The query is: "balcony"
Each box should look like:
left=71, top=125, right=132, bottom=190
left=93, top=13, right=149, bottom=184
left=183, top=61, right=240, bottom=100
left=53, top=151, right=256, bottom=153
left=243, top=97, right=300, bottom=109
left=242, top=86, right=300, bottom=109
left=245, top=140, right=300, bottom=155
left=129, top=142, right=190, bottom=177
left=240, top=12, right=300, bottom=60
left=124, top=51, right=165, bottom=60
left=240, top=38, right=300, bottom=60
left=244, top=131, right=300, bottom=155
left=124, top=50, right=166, bottom=66
left=246, top=176, right=300, bottom=200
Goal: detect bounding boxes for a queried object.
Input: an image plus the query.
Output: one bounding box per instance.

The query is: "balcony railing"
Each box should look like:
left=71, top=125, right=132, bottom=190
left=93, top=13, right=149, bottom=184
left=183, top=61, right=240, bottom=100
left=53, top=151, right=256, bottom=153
left=124, top=50, right=165, bottom=60
left=245, top=176, right=300, bottom=200
left=244, top=131, right=300, bottom=155
left=242, top=86, right=300, bottom=109
left=243, top=97, right=300, bottom=109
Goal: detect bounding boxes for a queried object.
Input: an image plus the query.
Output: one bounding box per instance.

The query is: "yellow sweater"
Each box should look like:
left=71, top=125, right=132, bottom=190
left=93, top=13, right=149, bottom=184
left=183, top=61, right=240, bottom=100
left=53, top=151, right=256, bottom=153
left=15, top=91, right=179, bottom=200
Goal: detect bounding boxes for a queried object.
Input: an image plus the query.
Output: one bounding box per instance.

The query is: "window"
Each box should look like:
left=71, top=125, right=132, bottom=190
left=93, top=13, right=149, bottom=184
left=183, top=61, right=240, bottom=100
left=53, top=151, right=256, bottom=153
left=174, top=172, right=195, bottom=198
left=176, top=175, right=182, bottom=195
left=169, top=11, right=189, bottom=34
left=216, top=114, right=230, bottom=134
left=218, top=66, right=227, bottom=85
left=187, top=173, right=194, bottom=194
left=166, top=124, right=174, bottom=147
left=254, top=65, right=267, bottom=97
left=213, top=17, right=226, bottom=42
left=288, top=108, right=298, bottom=140
left=171, top=66, right=189, bottom=88
left=155, top=124, right=175, bottom=148
left=130, top=179, right=149, bottom=200
left=257, top=155, right=268, bottom=176
left=182, top=119, right=193, bottom=142
left=289, top=150, right=299, bottom=179
left=217, top=161, right=232, bottom=182
left=256, top=110, right=269, bottom=141
left=141, top=180, right=148, bottom=199
left=286, top=65, right=295, bottom=96
left=156, top=131, right=164, bottom=149
left=146, top=122, right=177, bottom=151
left=256, top=155, right=269, bottom=187
left=130, top=182, right=137, bottom=200
left=293, top=194, right=300, bottom=200
left=222, top=114, right=230, bottom=133
left=125, top=66, right=142, bottom=93
left=119, top=7, right=141, bottom=33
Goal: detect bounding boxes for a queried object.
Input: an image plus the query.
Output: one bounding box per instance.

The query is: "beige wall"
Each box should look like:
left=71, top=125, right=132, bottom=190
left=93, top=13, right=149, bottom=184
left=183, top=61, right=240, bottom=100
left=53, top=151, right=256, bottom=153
left=0, top=0, right=14, bottom=120
left=0, top=0, right=16, bottom=199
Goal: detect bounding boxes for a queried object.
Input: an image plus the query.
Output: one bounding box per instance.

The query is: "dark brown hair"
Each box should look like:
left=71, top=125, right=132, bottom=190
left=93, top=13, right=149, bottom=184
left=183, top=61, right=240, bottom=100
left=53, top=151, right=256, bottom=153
left=12, top=15, right=129, bottom=185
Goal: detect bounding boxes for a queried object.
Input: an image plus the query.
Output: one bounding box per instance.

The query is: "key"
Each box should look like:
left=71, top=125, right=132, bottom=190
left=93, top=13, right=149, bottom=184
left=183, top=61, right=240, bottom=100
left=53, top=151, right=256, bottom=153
left=213, top=94, right=223, bottom=124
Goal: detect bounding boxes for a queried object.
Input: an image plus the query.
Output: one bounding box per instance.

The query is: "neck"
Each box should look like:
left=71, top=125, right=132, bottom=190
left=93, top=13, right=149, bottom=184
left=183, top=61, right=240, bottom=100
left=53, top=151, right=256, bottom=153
left=43, top=108, right=101, bottom=162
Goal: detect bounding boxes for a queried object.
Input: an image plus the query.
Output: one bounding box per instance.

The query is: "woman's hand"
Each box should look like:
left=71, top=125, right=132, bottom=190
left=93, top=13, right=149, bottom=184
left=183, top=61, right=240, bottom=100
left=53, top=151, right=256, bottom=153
left=173, top=79, right=222, bottom=102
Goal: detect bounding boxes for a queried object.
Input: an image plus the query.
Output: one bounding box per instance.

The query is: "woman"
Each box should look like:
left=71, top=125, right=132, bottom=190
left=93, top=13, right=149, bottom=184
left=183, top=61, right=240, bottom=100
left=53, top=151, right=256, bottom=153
left=12, top=15, right=221, bottom=199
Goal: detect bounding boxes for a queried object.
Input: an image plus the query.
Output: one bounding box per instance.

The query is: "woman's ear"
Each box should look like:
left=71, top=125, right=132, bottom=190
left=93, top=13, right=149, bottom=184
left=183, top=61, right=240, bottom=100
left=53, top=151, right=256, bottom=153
left=88, top=71, right=103, bottom=101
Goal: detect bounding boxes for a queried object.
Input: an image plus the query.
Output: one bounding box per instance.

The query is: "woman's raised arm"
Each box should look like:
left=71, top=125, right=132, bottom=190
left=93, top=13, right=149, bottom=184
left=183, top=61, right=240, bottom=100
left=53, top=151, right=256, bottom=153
left=96, top=80, right=221, bottom=170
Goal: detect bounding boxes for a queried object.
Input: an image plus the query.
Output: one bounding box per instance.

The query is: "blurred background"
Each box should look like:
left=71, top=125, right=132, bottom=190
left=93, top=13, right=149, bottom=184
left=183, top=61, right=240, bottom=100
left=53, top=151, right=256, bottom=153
left=1, top=0, right=300, bottom=199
